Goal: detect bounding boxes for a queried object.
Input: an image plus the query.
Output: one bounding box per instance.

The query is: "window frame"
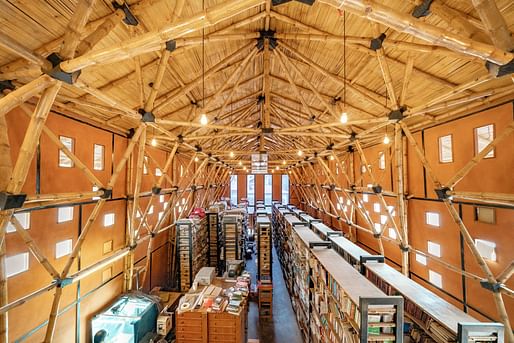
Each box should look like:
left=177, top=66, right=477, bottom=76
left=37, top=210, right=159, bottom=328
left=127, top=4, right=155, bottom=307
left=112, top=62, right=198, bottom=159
left=378, top=151, right=386, bottom=170
left=58, top=135, right=75, bottom=168
left=55, top=239, right=73, bottom=259
left=474, top=124, right=495, bottom=159
left=425, top=211, right=440, bottom=227
left=438, top=134, right=453, bottom=164
left=6, top=252, right=29, bottom=278
left=93, top=144, right=105, bottom=171
left=57, top=207, right=74, bottom=223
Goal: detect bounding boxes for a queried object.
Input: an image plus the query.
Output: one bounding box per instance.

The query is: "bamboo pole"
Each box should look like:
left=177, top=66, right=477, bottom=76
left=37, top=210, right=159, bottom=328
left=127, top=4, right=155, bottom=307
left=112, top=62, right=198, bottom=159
left=0, top=32, right=52, bottom=69
left=394, top=123, right=409, bottom=275
left=317, top=0, right=514, bottom=65
left=497, top=262, right=514, bottom=284
left=75, top=9, right=125, bottom=56
left=144, top=49, right=172, bottom=112
left=399, top=54, right=414, bottom=106
left=0, top=76, right=52, bottom=118
left=471, top=0, right=514, bottom=52
left=155, top=118, right=260, bottom=133
left=60, top=0, right=265, bottom=72
left=446, top=121, right=514, bottom=188
left=262, top=39, right=271, bottom=128
left=60, top=0, right=97, bottom=60
left=372, top=23, right=399, bottom=110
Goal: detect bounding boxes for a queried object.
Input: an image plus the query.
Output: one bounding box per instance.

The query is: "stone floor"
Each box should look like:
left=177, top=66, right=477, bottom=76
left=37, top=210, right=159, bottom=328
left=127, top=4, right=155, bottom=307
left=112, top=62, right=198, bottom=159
left=246, top=245, right=303, bottom=343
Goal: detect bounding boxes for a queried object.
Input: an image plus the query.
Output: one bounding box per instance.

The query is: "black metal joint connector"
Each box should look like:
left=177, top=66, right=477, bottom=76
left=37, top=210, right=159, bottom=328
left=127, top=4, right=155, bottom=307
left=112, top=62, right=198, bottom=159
left=480, top=280, right=502, bottom=293
left=45, top=53, right=81, bottom=84
left=372, top=184, right=382, bottom=194
left=400, top=244, right=410, bottom=252
left=152, top=186, right=162, bottom=195
left=370, top=33, right=387, bottom=51
left=112, top=1, right=139, bottom=26
left=0, top=80, right=15, bottom=93
left=0, top=192, right=27, bottom=210
left=56, top=277, right=73, bottom=288
left=388, top=107, right=406, bottom=121
left=435, top=187, right=451, bottom=200
left=486, top=58, right=514, bottom=77
left=138, top=108, right=155, bottom=122
left=99, top=188, right=113, bottom=199
left=165, top=40, right=176, bottom=52
left=412, top=0, right=434, bottom=18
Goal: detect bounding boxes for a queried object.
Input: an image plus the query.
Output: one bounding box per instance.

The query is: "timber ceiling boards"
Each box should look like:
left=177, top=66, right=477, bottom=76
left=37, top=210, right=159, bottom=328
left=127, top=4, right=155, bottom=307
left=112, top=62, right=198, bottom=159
left=0, top=0, right=514, bottom=167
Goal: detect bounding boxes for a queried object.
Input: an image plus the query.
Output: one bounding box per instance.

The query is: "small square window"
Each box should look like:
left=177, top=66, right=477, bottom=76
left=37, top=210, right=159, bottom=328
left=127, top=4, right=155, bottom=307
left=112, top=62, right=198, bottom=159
left=378, top=152, right=385, bottom=170
left=55, top=239, right=73, bottom=259
left=388, top=228, right=397, bottom=239
left=7, top=212, right=30, bottom=233
left=428, top=241, right=441, bottom=257
left=104, top=213, right=115, bottom=227
left=92, top=186, right=100, bottom=200
left=438, top=135, right=453, bottom=163
left=59, top=136, right=74, bottom=168
left=159, top=195, right=165, bottom=203
left=102, top=267, right=112, bottom=283
left=346, top=199, right=351, bottom=206
left=6, top=252, right=29, bottom=278
left=429, top=270, right=442, bottom=288
left=475, top=124, right=495, bottom=158
left=148, top=206, right=154, bottom=214
left=387, top=205, right=395, bottom=216
left=373, top=223, right=382, bottom=233
left=103, top=240, right=113, bottom=254
left=343, top=206, right=347, bottom=212
left=143, top=156, right=149, bottom=175
left=380, top=215, right=387, bottom=224
left=136, top=210, right=141, bottom=218
left=93, top=144, right=105, bottom=171
left=416, top=253, right=427, bottom=265
left=155, top=168, right=162, bottom=176
left=361, top=165, right=367, bottom=173
left=425, top=212, right=440, bottom=227
left=336, top=203, right=341, bottom=210
left=373, top=203, right=381, bottom=213
left=363, top=194, right=369, bottom=203
left=57, top=207, right=74, bottom=223
left=158, top=212, right=164, bottom=221
left=163, top=202, right=168, bottom=210
left=475, top=207, right=495, bottom=224
left=182, top=198, right=186, bottom=205
left=475, top=239, right=496, bottom=261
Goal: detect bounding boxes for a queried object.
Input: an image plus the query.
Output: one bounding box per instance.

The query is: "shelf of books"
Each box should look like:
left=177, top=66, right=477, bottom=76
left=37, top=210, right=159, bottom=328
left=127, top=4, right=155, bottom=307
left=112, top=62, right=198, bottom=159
left=176, top=218, right=209, bottom=291
left=222, top=214, right=245, bottom=261
left=282, top=214, right=305, bottom=291
left=206, top=211, right=221, bottom=270
left=311, top=221, right=335, bottom=241
left=299, top=213, right=321, bottom=226
left=256, top=215, right=272, bottom=280
left=291, top=224, right=325, bottom=342
left=310, top=246, right=403, bottom=343
left=363, top=261, right=502, bottom=343
left=328, top=234, right=375, bottom=270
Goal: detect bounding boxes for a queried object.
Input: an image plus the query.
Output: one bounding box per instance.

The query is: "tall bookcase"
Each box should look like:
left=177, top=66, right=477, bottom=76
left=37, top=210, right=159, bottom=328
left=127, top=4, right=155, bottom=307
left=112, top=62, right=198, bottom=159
left=256, top=215, right=272, bottom=281
left=206, top=211, right=222, bottom=272
left=222, top=214, right=244, bottom=261
left=176, top=218, right=208, bottom=291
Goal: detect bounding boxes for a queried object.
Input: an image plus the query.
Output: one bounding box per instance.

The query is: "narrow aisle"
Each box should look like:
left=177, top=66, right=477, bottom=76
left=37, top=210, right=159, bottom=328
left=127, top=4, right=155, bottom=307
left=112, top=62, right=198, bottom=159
left=247, top=246, right=303, bottom=343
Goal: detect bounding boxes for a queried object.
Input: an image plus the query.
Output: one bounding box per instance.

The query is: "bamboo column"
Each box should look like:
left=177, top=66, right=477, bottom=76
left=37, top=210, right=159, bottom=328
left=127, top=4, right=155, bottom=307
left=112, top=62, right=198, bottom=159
left=401, top=122, right=513, bottom=340
left=471, top=0, right=514, bottom=52
left=0, top=81, right=61, bottom=342
left=372, top=23, right=399, bottom=110
left=262, top=39, right=272, bottom=128
left=60, top=0, right=98, bottom=60
left=0, top=76, right=52, bottom=118
left=394, top=123, right=409, bottom=275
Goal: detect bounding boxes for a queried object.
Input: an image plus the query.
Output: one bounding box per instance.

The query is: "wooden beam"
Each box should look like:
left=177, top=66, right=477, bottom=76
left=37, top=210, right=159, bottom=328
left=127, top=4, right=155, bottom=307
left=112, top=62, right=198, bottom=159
left=471, top=0, right=514, bottom=51
left=497, top=261, right=514, bottom=284
left=262, top=40, right=271, bottom=128
left=0, top=76, right=52, bottom=118
left=60, top=0, right=265, bottom=72
left=0, top=32, right=52, bottom=69
left=60, top=0, right=97, bottom=60
left=372, top=23, right=399, bottom=109
left=318, top=0, right=514, bottom=65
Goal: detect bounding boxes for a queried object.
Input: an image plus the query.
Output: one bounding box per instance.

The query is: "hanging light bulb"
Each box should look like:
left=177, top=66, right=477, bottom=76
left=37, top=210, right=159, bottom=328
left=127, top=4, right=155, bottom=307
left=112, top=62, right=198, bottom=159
left=272, top=169, right=275, bottom=173
left=151, top=138, right=157, bottom=147
left=330, top=155, right=335, bottom=161
left=297, top=150, right=303, bottom=157
left=383, top=135, right=390, bottom=145
left=282, top=160, right=286, bottom=165
left=194, top=156, right=199, bottom=162
left=200, top=113, right=208, bottom=126
left=238, top=161, right=242, bottom=166
left=229, top=151, right=234, bottom=158
left=275, top=166, right=279, bottom=170
left=340, top=111, right=348, bottom=124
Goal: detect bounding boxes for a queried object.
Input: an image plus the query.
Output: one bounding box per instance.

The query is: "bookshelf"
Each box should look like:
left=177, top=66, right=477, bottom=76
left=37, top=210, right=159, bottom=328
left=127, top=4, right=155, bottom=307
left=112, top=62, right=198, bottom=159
left=310, top=246, right=403, bottom=343
left=364, top=261, right=501, bottom=343
left=176, top=218, right=209, bottom=292
left=222, top=214, right=245, bottom=261
left=291, top=225, right=324, bottom=342
left=311, top=221, right=335, bottom=240
left=329, top=235, right=375, bottom=270
left=206, top=212, right=221, bottom=271
left=256, top=215, right=272, bottom=280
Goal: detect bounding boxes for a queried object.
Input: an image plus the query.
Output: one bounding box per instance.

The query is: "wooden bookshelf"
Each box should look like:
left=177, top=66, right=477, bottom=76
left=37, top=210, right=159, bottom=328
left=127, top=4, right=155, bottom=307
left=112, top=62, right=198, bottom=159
left=310, top=221, right=334, bottom=240
left=329, top=235, right=374, bottom=269
left=221, top=214, right=245, bottom=261
left=310, top=246, right=403, bottom=343
left=206, top=212, right=221, bottom=271
left=176, top=218, right=209, bottom=292
left=291, top=225, right=324, bottom=342
left=256, top=215, right=272, bottom=280
left=364, top=261, right=483, bottom=343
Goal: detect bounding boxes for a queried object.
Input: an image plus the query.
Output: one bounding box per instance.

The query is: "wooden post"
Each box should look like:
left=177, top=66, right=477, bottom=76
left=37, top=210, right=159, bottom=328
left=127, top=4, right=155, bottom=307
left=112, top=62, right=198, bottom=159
left=497, top=261, right=514, bottom=284
left=471, top=0, right=514, bottom=52
left=394, top=123, right=409, bottom=275
left=60, top=0, right=98, bottom=60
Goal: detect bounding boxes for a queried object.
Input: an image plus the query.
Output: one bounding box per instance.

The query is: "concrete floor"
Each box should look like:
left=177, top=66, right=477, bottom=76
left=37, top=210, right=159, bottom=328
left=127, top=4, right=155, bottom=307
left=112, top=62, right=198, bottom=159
left=246, top=246, right=303, bottom=343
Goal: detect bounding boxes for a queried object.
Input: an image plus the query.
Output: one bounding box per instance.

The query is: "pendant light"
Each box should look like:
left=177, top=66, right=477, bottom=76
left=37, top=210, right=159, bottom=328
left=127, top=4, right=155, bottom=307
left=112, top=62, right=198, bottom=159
left=199, top=2, right=208, bottom=126
left=340, top=10, right=349, bottom=124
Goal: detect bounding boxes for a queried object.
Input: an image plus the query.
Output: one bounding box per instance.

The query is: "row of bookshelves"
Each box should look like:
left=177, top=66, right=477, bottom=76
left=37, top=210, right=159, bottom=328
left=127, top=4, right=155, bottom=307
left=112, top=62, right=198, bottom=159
left=278, top=204, right=505, bottom=343
left=256, top=215, right=272, bottom=280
